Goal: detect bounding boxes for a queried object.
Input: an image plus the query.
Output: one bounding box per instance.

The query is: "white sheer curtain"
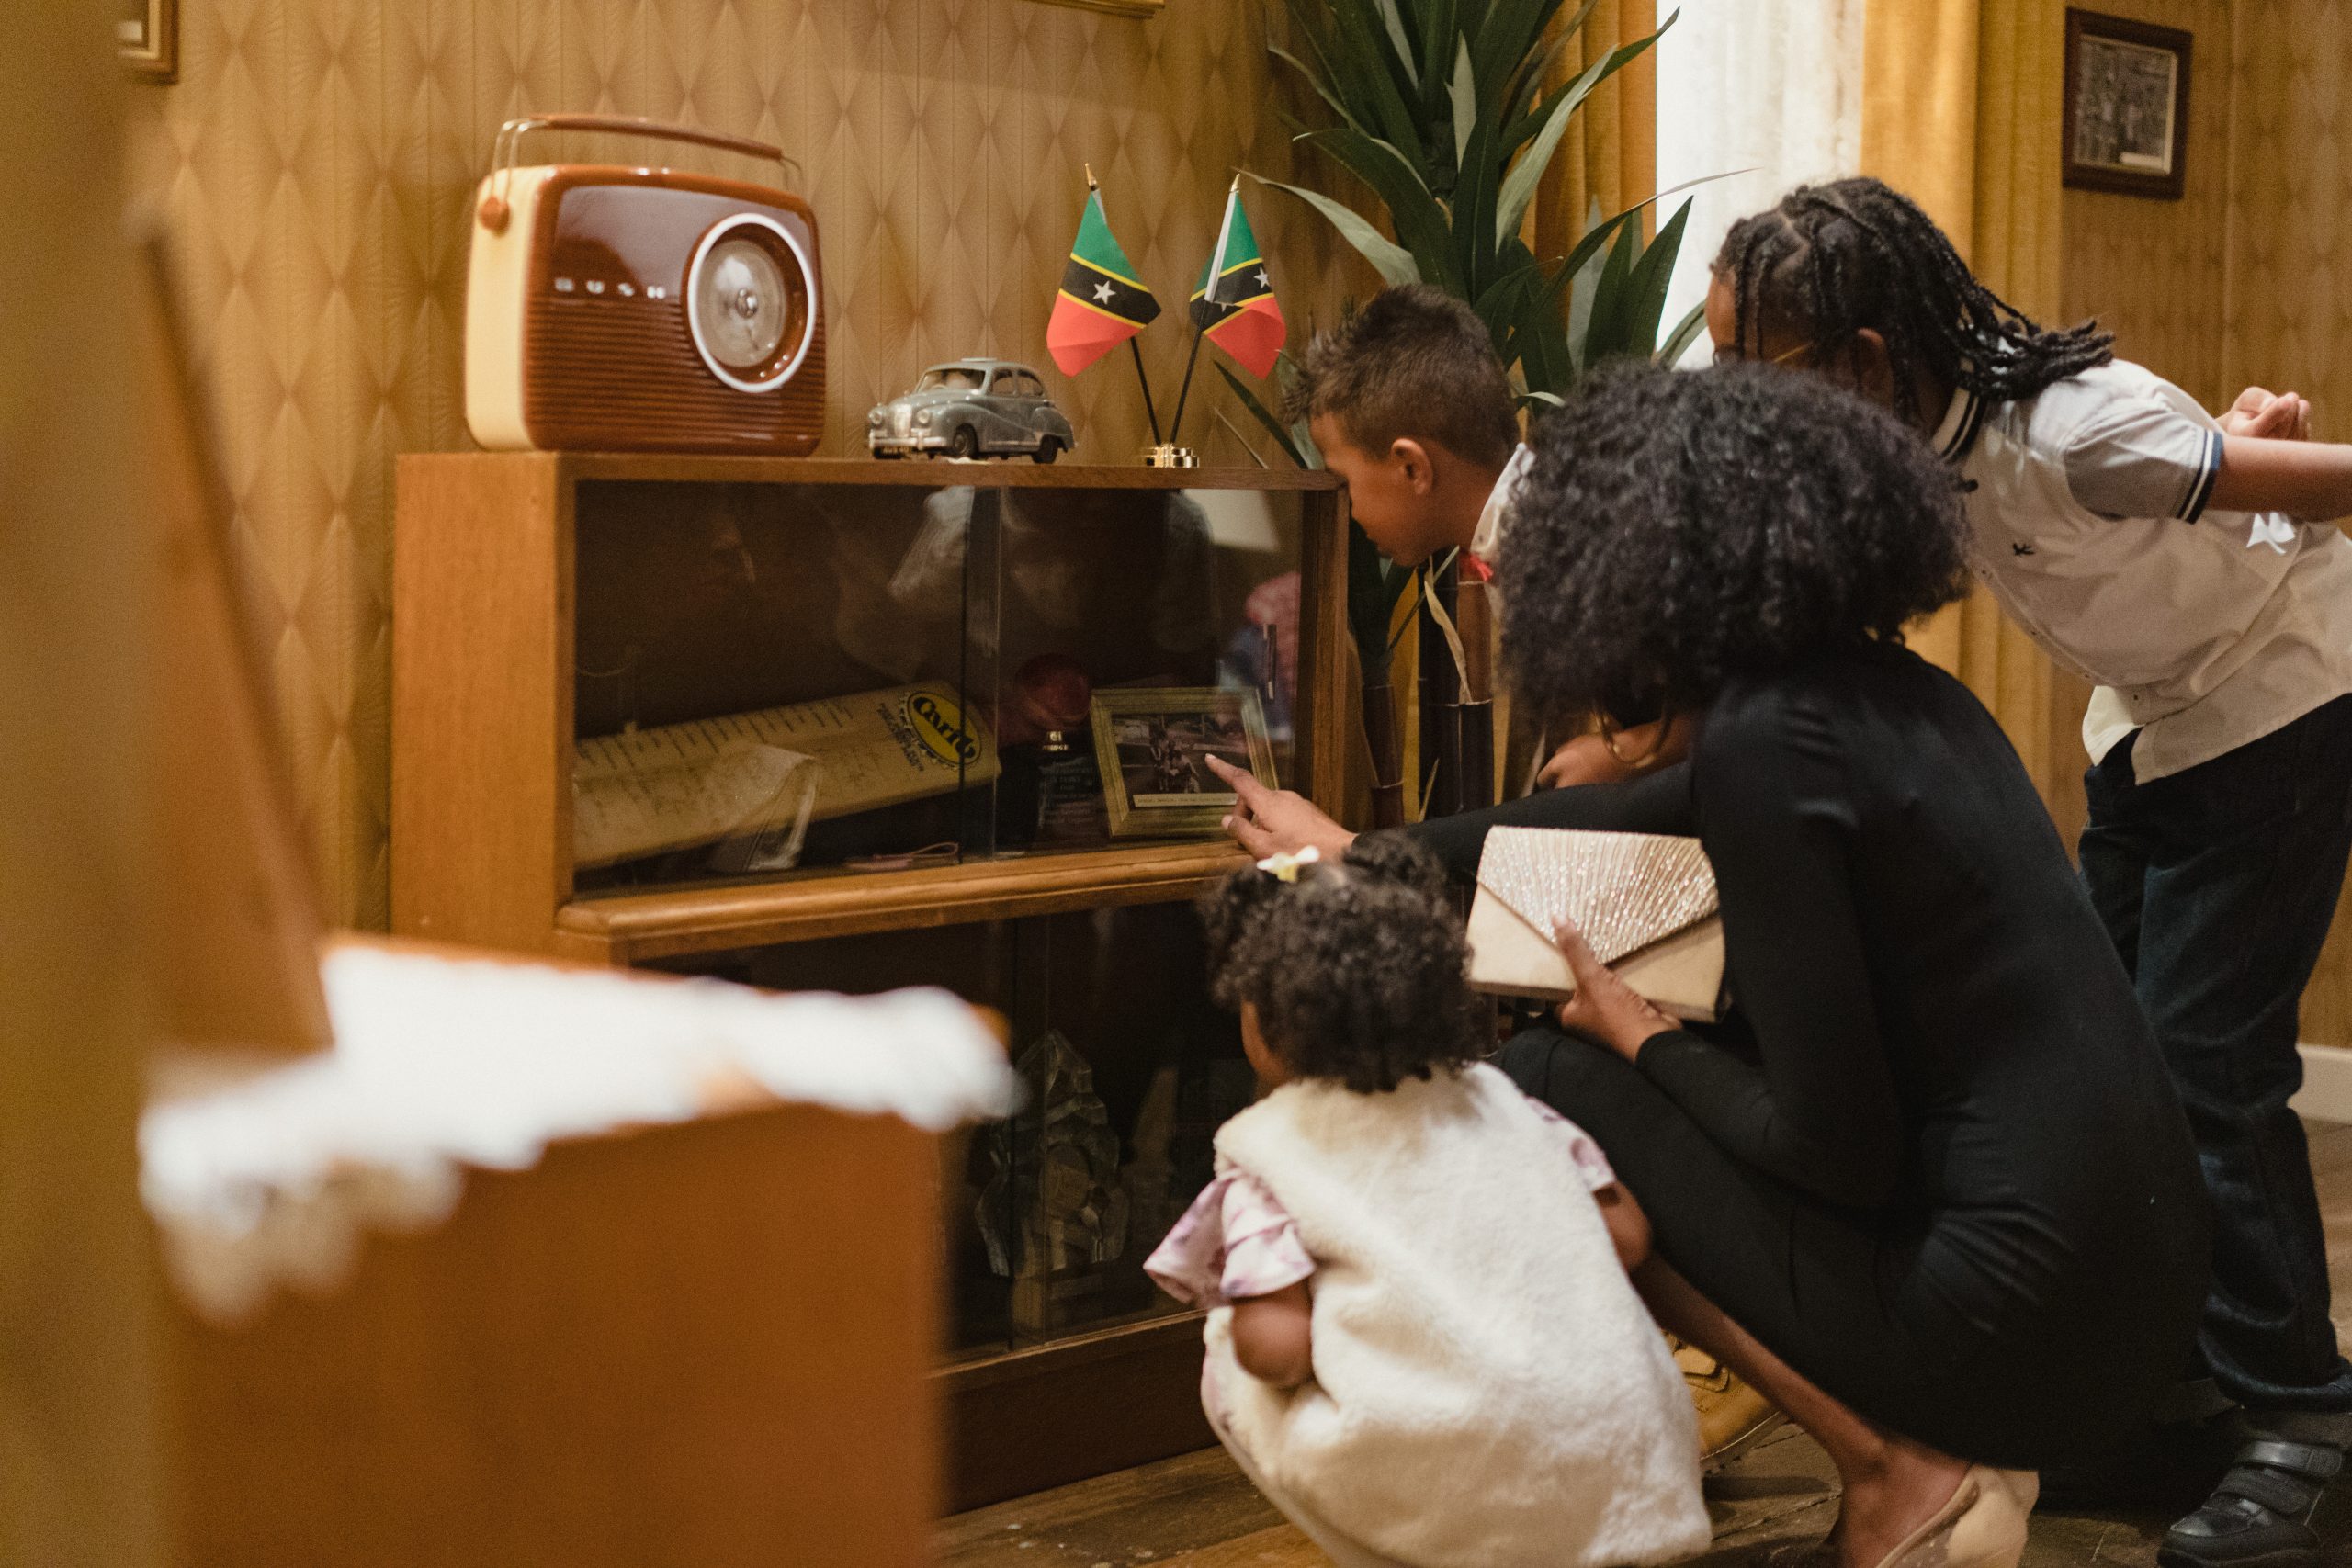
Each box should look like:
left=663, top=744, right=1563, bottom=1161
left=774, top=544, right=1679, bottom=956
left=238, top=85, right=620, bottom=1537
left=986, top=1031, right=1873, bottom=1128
left=1654, top=0, right=1870, bottom=360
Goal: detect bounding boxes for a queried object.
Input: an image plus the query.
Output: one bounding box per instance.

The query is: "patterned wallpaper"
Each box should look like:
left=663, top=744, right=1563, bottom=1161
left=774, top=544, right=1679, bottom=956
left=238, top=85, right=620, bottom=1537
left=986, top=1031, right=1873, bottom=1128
left=2220, top=0, right=2351, bottom=434
left=127, top=0, right=1357, bottom=927
left=2058, top=0, right=2352, bottom=1042
left=2217, top=0, right=2352, bottom=1043
left=2058, top=0, right=2235, bottom=409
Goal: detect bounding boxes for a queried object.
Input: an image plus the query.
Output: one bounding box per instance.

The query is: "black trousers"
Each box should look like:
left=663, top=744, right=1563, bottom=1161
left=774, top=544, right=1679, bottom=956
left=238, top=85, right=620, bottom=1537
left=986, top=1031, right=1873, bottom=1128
left=1501, top=1026, right=2200, bottom=1469
left=2080, top=695, right=2352, bottom=1416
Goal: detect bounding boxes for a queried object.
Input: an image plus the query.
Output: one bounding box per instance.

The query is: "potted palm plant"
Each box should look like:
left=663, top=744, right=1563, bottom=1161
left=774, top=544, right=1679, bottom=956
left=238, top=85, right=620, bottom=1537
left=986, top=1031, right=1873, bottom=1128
left=1222, top=0, right=1706, bottom=824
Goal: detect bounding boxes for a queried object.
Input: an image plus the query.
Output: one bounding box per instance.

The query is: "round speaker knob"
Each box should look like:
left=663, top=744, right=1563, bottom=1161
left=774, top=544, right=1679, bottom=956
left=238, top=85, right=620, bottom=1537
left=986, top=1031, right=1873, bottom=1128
left=685, top=214, right=817, bottom=394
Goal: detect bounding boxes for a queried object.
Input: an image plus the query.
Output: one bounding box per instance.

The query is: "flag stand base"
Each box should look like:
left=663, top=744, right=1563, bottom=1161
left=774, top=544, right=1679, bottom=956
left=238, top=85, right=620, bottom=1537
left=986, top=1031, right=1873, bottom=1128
left=1141, top=445, right=1198, bottom=469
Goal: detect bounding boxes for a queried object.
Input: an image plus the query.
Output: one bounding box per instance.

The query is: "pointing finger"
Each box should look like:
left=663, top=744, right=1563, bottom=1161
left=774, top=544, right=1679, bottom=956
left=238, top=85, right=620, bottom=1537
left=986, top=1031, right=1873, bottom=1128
left=1205, top=754, right=1266, bottom=804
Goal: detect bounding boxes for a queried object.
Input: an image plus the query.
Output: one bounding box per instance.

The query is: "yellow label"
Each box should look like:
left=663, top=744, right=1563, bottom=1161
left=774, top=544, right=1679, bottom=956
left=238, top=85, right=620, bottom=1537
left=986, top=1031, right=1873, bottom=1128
left=904, top=687, right=983, bottom=769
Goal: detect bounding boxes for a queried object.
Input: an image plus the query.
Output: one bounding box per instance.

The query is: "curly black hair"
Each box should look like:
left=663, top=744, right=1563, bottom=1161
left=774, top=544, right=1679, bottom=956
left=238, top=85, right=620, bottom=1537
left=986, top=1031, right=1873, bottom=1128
left=1498, top=361, right=1970, bottom=727
left=1198, top=835, right=1484, bottom=1095
left=1715, top=177, right=2114, bottom=427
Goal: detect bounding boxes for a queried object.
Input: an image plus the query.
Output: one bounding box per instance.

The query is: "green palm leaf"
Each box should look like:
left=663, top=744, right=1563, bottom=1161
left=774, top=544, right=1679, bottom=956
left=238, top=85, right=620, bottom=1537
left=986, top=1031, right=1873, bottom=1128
left=1250, top=173, right=1424, bottom=287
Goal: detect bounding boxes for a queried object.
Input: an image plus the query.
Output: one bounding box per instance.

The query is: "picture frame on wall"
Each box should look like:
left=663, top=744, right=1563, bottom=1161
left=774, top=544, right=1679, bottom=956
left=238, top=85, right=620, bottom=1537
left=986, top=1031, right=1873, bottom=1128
left=119, top=0, right=177, bottom=83
left=2064, top=9, right=2190, bottom=199
left=1091, top=687, right=1277, bottom=839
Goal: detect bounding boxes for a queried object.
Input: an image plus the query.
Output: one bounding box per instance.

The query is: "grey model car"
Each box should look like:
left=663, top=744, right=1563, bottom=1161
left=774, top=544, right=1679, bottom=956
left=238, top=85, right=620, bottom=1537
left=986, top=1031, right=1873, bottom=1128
left=868, top=359, right=1076, bottom=463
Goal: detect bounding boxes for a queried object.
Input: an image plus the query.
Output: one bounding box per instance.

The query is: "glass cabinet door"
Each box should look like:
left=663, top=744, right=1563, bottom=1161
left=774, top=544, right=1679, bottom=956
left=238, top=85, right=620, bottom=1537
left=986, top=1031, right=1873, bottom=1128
left=570, top=479, right=1307, bottom=894
left=661, top=903, right=1250, bottom=1359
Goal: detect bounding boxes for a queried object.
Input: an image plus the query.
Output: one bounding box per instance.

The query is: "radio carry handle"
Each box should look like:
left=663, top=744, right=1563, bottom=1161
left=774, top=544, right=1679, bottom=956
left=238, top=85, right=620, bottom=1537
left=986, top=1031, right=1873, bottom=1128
left=479, top=115, right=803, bottom=233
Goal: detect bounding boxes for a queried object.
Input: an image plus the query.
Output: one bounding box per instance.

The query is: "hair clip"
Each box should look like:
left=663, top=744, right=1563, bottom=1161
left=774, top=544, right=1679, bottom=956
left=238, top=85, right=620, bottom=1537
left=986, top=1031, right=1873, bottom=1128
left=1257, top=846, right=1321, bottom=883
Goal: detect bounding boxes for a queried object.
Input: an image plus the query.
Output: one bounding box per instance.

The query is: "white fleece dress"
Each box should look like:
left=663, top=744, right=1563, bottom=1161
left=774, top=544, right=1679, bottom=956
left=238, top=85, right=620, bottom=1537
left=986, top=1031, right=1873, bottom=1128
left=1204, top=1063, right=1709, bottom=1568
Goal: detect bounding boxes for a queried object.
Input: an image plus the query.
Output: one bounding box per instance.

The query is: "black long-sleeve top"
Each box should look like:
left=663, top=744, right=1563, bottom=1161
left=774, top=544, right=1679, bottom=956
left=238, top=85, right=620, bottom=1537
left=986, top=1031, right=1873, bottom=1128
left=1405, top=644, right=2203, bottom=1268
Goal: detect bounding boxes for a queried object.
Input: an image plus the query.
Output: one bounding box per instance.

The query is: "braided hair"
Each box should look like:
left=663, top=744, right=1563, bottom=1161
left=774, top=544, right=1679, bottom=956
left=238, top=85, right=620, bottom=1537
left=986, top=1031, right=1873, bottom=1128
left=1714, top=177, right=2113, bottom=426
left=1198, top=835, right=1485, bottom=1095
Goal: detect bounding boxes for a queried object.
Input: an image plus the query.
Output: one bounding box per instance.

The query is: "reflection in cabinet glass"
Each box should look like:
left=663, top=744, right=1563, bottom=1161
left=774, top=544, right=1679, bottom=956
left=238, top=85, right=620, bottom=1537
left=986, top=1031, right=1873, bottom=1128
left=392, top=456, right=1348, bottom=1509
left=570, top=481, right=1306, bottom=890
left=662, top=906, right=1253, bottom=1359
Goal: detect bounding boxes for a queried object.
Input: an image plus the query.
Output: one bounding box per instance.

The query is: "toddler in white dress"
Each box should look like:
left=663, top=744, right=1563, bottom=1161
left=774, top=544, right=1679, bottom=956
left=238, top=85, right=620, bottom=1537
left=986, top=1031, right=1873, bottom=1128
left=1145, top=838, right=1709, bottom=1568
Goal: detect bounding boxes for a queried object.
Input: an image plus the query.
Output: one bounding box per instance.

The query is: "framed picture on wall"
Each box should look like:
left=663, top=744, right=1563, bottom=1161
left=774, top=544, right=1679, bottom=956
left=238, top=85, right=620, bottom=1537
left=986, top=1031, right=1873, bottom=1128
left=2064, top=9, right=2190, bottom=199
left=119, top=0, right=176, bottom=83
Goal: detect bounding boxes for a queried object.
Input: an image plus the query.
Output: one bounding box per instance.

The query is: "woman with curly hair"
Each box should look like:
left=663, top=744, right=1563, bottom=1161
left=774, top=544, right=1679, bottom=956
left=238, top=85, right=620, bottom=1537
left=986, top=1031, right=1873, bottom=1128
left=1212, top=365, right=2209, bottom=1568
left=1142, top=836, right=1711, bottom=1568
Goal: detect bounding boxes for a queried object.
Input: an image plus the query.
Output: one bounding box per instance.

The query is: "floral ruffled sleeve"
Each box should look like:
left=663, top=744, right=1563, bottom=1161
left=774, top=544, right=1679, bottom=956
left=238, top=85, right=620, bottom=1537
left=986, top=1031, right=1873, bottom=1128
left=1529, top=1098, right=1619, bottom=1192
left=1143, top=1158, right=1317, bottom=1309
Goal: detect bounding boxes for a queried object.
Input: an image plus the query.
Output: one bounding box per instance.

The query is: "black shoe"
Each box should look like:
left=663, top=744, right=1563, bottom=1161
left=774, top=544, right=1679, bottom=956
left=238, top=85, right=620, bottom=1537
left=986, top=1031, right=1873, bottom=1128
left=2157, top=1438, right=2342, bottom=1568
left=2040, top=1413, right=2243, bottom=1513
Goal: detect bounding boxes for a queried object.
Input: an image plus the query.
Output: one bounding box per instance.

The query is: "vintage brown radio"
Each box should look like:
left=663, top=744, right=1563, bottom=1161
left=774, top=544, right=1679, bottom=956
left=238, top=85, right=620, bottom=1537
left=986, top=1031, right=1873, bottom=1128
left=465, top=115, right=827, bottom=455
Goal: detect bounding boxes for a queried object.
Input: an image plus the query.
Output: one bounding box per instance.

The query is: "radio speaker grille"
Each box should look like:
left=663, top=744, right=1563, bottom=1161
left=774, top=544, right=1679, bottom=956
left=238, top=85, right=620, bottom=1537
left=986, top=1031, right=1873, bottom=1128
left=524, top=297, right=826, bottom=454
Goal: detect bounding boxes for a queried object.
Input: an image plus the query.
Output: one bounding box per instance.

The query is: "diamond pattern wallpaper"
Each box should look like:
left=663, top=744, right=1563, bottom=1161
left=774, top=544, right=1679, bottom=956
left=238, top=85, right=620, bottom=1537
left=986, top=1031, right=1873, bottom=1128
left=127, top=0, right=1358, bottom=927
left=2059, top=0, right=2235, bottom=409
left=2057, top=0, right=2352, bottom=1043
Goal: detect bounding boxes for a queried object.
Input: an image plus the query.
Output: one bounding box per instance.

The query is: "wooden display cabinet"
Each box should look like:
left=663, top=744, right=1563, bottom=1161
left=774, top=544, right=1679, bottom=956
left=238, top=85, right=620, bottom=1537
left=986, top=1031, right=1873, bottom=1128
left=391, top=455, right=1348, bottom=1510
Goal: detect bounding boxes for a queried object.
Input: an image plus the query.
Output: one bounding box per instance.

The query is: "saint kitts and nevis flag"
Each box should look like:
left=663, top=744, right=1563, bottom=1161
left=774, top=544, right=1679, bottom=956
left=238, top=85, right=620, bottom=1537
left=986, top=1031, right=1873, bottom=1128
left=1046, top=177, right=1286, bottom=381
left=1188, top=182, right=1286, bottom=378
left=1047, top=186, right=1161, bottom=377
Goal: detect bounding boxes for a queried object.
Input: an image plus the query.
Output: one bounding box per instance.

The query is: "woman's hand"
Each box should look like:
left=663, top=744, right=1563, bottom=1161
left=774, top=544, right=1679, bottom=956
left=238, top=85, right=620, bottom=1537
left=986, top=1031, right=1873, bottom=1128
left=1207, top=755, right=1356, bottom=861
left=1552, top=917, right=1677, bottom=1063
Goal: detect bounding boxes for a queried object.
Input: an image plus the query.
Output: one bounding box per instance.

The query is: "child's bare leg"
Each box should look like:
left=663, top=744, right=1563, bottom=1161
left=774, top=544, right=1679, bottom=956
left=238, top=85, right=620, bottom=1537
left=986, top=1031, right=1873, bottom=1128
left=1601, top=1177, right=1970, bottom=1568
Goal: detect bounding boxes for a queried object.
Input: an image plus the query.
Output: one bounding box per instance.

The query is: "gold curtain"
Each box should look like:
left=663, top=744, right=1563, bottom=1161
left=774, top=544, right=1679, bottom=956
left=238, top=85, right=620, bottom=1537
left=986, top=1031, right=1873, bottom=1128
left=1534, top=0, right=1660, bottom=260
left=1861, top=0, right=2085, bottom=835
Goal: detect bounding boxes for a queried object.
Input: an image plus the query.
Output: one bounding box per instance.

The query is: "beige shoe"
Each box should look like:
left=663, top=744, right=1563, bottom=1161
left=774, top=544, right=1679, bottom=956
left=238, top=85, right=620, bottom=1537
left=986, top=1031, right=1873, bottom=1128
left=1675, top=1337, right=1790, bottom=1472
left=1876, top=1464, right=2032, bottom=1568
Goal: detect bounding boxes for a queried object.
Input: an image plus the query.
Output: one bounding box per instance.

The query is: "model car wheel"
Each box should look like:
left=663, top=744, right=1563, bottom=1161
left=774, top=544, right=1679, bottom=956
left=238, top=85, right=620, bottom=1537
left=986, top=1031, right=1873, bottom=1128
left=1034, top=436, right=1061, bottom=465
left=875, top=448, right=903, bottom=460
left=948, top=425, right=979, bottom=459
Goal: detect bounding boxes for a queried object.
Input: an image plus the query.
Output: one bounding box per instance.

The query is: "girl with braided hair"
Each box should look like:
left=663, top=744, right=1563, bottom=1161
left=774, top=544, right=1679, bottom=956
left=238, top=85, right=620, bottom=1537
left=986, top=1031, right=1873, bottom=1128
left=1704, top=175, right=2352, bottom=1568
left=1142, top=836, right=1710, bottom=1568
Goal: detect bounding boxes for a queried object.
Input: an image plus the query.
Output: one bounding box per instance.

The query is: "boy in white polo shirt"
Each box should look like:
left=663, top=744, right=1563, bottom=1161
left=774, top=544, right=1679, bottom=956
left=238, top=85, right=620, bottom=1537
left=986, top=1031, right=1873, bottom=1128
left=1708, top=175, right=2352, bottom=1568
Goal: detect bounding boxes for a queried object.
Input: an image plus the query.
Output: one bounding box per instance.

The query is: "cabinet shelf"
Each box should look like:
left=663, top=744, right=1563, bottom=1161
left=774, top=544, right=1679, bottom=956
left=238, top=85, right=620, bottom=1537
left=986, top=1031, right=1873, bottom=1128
left=555, top=452, right=1340, bottom=491
left=392, top=449, right=1347, bottom=955
left=392, top=449, right=1350, bottom=1510
left=556, top=841, right=1251, bottom=964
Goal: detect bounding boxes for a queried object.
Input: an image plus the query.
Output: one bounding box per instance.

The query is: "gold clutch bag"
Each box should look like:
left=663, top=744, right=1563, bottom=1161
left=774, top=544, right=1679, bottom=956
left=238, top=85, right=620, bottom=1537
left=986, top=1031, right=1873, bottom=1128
left=1466, top=827, right=1726, bottom=1021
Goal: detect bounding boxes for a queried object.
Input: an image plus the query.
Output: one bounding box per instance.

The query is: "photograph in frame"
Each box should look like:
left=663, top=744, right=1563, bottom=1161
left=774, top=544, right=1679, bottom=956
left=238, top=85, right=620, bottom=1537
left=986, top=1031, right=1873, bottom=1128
left=2064, top=9, right=2190, bottom=199
left=1090, top=687, right=1277, bottom=840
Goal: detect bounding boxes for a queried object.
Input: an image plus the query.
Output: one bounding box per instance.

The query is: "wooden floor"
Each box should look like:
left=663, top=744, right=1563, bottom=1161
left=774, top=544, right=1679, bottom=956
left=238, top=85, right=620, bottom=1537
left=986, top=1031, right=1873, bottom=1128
left=940, top=1122, right=2352, bottom=1568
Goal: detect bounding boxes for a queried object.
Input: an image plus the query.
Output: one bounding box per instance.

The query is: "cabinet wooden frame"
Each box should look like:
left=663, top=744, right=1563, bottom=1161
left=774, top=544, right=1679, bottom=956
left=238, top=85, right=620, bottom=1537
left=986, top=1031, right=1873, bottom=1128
left=392, top=454, right=1349, bottom=1509
left=392, top=454, right=1348, bottom=962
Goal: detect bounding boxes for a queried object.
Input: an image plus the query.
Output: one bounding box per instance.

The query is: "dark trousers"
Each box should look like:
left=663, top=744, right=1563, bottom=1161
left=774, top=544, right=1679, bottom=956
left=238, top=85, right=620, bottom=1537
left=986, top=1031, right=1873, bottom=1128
left=1499, top=1029, right=2190, bottom=1467
left=2080, top=695, right=2352, bottom=1415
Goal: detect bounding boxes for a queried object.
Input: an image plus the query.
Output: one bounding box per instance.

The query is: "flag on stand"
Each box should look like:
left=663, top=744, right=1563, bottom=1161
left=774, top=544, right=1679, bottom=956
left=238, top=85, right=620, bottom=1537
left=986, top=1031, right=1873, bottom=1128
left=1047, top=187, right=1161, bottom=377
left=1190, top=186, right=1285, bottom=378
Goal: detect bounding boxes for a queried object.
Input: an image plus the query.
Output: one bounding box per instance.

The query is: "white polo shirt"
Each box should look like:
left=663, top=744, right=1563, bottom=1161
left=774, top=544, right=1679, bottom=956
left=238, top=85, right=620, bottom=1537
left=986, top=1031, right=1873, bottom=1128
left=1940, top=359, right=2352, bottom=783
left=1470, top=443, right=1532, bottom=568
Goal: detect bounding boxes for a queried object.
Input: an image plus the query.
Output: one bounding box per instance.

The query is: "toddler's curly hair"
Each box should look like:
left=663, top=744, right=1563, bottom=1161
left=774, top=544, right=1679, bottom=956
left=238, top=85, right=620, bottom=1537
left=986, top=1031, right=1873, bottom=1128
left=1198, top=836, right=1484, bottom=1094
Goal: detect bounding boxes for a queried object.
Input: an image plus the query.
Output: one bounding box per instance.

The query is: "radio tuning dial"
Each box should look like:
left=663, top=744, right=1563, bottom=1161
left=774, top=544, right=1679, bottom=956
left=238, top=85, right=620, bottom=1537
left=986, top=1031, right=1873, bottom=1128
left=685, top=215, right=817, bottom=394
